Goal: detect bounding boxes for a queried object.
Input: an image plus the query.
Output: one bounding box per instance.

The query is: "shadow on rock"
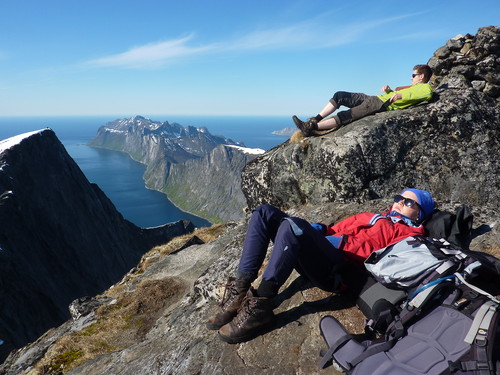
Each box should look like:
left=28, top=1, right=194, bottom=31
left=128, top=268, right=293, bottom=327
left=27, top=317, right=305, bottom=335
left=273, top=294, right=356, bottom=332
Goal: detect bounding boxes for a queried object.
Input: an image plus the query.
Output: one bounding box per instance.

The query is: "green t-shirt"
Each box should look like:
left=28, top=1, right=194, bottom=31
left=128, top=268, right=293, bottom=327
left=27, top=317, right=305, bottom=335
left=377, top=83, right=433, bottom=110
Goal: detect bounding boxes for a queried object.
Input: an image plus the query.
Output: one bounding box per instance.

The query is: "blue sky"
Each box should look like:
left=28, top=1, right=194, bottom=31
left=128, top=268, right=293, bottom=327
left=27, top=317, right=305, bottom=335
left=0, top=0, right=498, bottom=117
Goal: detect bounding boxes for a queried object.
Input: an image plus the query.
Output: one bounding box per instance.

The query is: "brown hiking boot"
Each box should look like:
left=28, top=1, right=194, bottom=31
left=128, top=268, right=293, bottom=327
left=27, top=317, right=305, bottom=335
left=292, top=115, right=317, bottom=136
left=206, top=278, right=251, bottom=330
left=218, top=288, right=276, bottom=344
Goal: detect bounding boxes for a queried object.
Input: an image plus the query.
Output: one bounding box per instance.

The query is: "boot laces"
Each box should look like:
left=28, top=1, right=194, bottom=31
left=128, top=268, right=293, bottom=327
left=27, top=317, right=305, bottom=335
left=233, top=296, right=257, bottom=327
left=218, top=279, right=239, bottom=308
left=306, top=118, right=317, bottom=130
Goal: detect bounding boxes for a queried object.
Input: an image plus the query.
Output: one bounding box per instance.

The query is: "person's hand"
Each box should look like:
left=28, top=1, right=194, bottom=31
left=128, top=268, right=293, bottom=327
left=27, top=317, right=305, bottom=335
left=390, top=93, right=402, bottom=103
left=381, top=85, right=392, bottom=93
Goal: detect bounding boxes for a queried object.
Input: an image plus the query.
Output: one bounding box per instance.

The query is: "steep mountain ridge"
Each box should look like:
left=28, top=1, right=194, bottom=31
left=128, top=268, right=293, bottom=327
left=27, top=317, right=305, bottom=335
left=89, top=115, right=238, bottom=163
left=89, top=116, right=263, bottom=222
left=0, top=129, right=194, bottom=362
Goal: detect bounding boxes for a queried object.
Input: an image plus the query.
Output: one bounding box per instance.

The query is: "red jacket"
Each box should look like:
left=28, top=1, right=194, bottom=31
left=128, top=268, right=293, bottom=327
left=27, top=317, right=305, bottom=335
left=326, top=212, right=425, bottom=265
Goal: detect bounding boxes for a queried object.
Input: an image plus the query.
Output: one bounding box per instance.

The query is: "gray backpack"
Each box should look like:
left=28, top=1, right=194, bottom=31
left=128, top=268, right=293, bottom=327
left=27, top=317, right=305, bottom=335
left=318, top=236, right=500, bottom=374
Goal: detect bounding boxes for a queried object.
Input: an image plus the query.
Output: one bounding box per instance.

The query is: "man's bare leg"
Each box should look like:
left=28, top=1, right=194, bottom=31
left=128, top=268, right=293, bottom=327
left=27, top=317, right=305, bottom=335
left=317, top=117, right=339, bottom=130
left=316, top=102, right=339, bottom=130
left=318, top=102, right=336, bottom=118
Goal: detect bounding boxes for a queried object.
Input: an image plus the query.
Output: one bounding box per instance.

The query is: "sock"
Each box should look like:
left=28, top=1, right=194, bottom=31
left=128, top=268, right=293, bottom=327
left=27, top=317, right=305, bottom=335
left=236, top=270, right=256, bottom=283
left=314, top=114, right=324, bottom=122
left=257, top=279, right=279, bottom=298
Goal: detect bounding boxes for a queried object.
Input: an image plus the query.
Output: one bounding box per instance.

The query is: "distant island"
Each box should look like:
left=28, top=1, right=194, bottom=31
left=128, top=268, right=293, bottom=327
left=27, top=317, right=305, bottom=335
left=272, top=127, right=296, bottom=136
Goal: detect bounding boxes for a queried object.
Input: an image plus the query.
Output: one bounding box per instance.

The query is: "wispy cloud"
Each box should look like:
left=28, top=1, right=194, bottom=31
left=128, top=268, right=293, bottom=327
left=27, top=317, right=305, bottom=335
left=224, top=12, right=422, bottom=50
left=83, top=34, right=215, bottom=69
left=381, top=30, right=444, bottom=43
left=82, top=12, right=423, bottom=70
left=229, top=24, right=318, bottom=50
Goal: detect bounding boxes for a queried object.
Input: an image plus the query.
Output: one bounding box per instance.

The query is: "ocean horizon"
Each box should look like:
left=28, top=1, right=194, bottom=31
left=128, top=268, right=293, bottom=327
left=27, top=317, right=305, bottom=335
left=0, top=115, right=291, bottom=228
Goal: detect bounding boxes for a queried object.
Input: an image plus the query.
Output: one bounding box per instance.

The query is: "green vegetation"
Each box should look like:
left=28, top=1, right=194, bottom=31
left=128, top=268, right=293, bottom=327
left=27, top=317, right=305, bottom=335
left=44, top=349, right=83, bottom=374
left=31, top=225, right=227, bottom=374
left=164, top=184, right=222, bottom=223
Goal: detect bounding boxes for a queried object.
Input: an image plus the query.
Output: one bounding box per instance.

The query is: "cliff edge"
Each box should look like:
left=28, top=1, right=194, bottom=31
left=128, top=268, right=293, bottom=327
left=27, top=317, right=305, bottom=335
left=0, top=129, right=194, bottom=362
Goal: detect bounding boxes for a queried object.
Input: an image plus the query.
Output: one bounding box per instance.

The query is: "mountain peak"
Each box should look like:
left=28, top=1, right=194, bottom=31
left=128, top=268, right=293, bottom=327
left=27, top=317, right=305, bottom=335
left=88, top=116, right=257, bottom=222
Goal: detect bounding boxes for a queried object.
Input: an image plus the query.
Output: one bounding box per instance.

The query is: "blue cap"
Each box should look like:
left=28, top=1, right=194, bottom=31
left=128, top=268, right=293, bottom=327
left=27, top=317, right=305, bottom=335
left=402, top=188, right=435, bottom=220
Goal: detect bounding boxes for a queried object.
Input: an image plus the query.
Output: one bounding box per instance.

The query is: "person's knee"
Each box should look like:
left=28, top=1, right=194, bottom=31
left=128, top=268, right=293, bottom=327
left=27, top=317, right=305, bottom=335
left=277, top=219, right=295, bottom=237
left=331, top=91, right=348, bottom=105
left=336, top=111, right=351, bottom=126
left=253, top=204, right=276, bottom=217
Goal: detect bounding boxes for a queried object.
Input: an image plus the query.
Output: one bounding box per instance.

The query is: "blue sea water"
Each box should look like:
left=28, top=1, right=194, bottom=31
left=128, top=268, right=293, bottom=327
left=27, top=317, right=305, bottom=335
left=0, top=115, right=290, bottom=228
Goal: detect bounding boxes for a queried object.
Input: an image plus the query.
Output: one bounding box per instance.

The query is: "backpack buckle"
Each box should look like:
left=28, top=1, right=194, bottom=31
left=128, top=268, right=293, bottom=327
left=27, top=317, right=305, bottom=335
left=474, top=330, right=488, bottom=347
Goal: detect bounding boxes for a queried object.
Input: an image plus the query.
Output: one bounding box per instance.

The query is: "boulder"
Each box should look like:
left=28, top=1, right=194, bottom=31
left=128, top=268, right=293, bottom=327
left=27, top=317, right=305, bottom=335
left=242, top=88, right=499, bottom=212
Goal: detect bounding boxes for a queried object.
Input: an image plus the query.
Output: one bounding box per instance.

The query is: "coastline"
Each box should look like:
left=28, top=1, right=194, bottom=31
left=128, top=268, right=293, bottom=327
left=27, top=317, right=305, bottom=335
left=87, top=144, right=213, bottom=227
left=0, top=115, right=288, bottom=227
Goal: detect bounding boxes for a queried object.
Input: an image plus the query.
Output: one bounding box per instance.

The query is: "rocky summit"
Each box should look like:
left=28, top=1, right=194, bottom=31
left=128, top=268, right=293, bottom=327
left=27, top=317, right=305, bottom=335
left=0, top=26, right=499, bottom=375
left=88, top=116, right=264, bottom=223
left=429, top=25, right=500, bottom=100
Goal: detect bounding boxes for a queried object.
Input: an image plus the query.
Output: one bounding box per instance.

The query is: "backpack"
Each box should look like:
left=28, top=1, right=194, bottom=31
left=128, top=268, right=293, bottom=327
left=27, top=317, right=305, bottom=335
left=318, top=236, right=500, bottom=374
left=423, top=205, right=474, bottom=249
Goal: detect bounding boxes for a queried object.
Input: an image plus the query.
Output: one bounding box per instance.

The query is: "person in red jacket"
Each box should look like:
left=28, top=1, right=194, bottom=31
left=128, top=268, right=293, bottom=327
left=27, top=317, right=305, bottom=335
left=206, top=188, right=435, bottom=344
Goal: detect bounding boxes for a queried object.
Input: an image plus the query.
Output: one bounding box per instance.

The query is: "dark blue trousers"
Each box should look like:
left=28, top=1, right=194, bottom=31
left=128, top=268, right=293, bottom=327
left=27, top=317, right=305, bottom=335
left=237, top=204, right=345, bottom=295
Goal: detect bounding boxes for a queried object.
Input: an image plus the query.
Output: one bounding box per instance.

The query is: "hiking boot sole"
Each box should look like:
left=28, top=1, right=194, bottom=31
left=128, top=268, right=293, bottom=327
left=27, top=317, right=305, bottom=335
left=292, top=115, right=312, bottom=136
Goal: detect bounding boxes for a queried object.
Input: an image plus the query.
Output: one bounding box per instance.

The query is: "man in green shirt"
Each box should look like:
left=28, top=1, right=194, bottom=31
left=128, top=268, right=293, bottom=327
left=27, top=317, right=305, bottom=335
left=293, top=64, right=433, bottom=136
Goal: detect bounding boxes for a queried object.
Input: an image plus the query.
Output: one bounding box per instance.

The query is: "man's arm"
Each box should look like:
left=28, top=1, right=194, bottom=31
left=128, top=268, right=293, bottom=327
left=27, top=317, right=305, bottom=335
left=390, top=92, right=403, bottom=103
left=381, top=85, right=410, bottom=102
left=386, top=83, right=433, bottom=109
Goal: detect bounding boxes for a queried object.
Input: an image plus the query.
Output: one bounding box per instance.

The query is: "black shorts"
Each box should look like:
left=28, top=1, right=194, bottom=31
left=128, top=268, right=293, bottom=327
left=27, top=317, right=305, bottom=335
left=330, top=92, right=386, bottom=125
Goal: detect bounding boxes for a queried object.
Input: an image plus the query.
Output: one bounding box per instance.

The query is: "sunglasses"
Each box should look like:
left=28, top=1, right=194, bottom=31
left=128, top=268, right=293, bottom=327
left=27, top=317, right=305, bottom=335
left=412, top=73, right=421, bottom=78
left=394, top=195, right=421, bottom=209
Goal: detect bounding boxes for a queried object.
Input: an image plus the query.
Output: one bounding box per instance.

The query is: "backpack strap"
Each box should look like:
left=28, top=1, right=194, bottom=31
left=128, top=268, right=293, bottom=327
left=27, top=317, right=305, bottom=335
left=347, top=339, right=398, bottom=368
left=448, top=360, right=493, bottom=375
left=318, top=333, right=354, bottom=369
left=464, top=300, right=498, bottom=344
left=454, top=273, right=500, bottom=303
left=449, top=301, right=498, bottom=375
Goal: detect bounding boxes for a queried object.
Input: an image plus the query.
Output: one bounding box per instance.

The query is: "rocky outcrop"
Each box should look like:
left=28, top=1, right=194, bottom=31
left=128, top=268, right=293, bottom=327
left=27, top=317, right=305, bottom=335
left=1, top=27, right=499, bottom=375
left=429, top=26, right=500, bottom=100
left=242, top=88, right=499, bottom=211
left=89, top=116, right=263, bottom=223
left=0, top=129, right=194, bottom=362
